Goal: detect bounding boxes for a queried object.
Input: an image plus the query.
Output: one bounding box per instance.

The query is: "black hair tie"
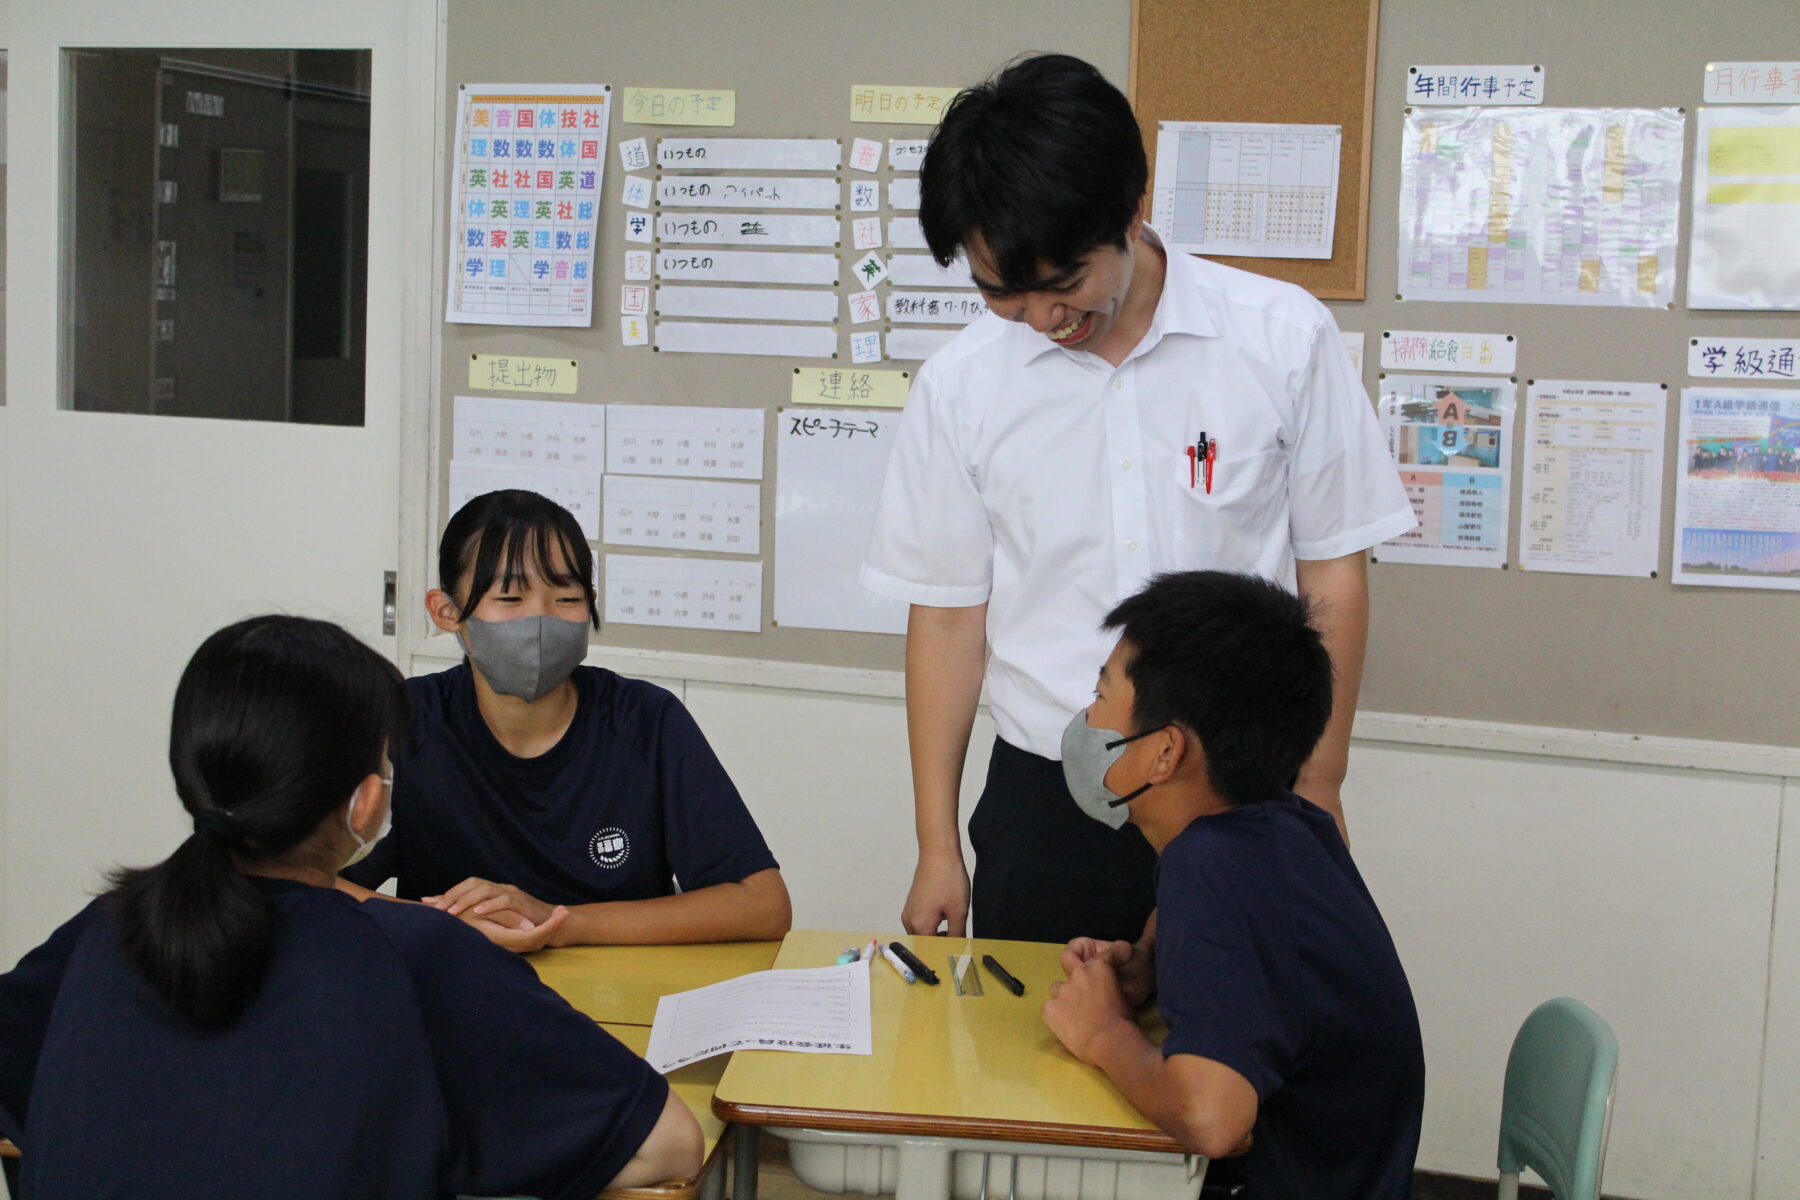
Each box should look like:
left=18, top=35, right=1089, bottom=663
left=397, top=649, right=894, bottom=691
left=192, top=808, right=245, bottom=843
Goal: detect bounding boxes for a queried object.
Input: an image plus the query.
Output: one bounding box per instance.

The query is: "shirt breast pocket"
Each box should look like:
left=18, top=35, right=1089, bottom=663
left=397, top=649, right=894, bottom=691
left=1174, top=445, right=1289, bottom=570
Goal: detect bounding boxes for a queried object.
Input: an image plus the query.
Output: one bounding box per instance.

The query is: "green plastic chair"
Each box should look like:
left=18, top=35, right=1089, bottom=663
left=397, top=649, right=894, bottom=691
left=1496, top=997, right=1619, bottom=1200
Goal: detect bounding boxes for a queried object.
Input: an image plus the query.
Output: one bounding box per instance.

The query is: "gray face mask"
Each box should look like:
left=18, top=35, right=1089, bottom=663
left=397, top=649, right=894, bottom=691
left=1060, top=709, right=1160, bottom=830
left=461, top=614, right=590, bottom=703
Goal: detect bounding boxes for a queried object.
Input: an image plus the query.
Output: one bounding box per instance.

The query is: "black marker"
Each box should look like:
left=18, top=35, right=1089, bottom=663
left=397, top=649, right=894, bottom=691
left=888, top=941, right=940, bottom=985
left=982, top=954, right=1025, bottom=997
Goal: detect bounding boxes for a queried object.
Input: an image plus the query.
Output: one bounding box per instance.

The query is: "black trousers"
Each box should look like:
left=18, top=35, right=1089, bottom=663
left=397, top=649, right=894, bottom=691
left=969, top=737, right=1157, bottom=945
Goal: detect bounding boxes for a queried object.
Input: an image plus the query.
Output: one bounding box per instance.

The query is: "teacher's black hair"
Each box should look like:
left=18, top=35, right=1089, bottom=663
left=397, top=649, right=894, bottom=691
left=920, top=54, right=1147, bottom=294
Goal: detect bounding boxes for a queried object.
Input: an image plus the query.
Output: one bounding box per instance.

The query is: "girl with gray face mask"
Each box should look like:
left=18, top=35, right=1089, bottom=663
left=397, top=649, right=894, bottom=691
left=335, top=489, right=792, bottom=949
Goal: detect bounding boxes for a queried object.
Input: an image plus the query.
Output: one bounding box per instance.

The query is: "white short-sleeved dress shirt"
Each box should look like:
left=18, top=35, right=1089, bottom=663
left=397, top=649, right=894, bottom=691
left=860, top=229, right=1416, bottom=759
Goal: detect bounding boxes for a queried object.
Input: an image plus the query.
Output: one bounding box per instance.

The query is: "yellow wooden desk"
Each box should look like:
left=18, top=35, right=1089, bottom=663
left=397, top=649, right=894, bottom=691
left=530, top=940, right=781, bottom=1027
left=598, top=1023, right=731, bottom=1200
left=713, top=931, right=1208, bottom=1200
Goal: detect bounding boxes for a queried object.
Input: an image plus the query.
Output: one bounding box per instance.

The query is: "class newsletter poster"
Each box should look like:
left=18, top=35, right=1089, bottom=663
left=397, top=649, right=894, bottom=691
left=1376, top=374, right=1516, bottom=568
left=446, top=84, right=612, bottom=326
left=1674, top=388, right=1800, bottom=589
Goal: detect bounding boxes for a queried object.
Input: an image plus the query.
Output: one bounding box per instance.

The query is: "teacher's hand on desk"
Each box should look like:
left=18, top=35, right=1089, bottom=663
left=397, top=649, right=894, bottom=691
left=901, top=847, right=970, bottom=937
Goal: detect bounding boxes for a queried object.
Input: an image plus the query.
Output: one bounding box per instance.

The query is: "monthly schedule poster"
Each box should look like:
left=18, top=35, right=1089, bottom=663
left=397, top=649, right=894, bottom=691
left=1376, top=374, right=1517, bottom=569
left=1674, top=388, right=1800, bottom=589
left=446, top=84, right=612, bottom=326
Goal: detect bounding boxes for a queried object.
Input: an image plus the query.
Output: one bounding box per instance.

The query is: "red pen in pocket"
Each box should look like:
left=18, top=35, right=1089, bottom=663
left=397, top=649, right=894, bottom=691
left=1205, top=437, right=1218, bottom=495
left=1186, top=444, right=1197, bottom=487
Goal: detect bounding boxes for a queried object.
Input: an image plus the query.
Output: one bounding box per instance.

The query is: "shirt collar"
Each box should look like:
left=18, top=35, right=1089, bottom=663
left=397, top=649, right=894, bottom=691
left=1014, top=223, right=1217, bottom=367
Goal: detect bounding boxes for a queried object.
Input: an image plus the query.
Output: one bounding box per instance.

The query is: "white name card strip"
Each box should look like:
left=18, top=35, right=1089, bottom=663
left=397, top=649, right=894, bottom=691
left=657, top=137, right=840, bottom=170
left=888, top=291, right=989, bottom=325
left=887, top=217, right=929, bottom=249
left=452, top=395, right=606, bottom=469
left=888, top=178, right=921, bottom=210
left=1407, top=65, right=1544, bottom=105
left=645, top=962, right=871, bottom=1072
left=655, top=321, right=838, bottom=359
left=1380, top=330, right=1517, bottom=374
left=889, top=139, right=928, bottom=170
left=656, top=212, right=841, bottom=247
left=449, top=462, right=601, bottom=540
left=603, top=475, right=761, bottom=554
left=1703, top=63, right=1800, bottom=104
left=655, top=285, right=839, bottom=323
left=775, top=408, right=911, bottom=634
left=1688, top=336, right=1800, bottom=380
left=886, top=327, right=958, bottom=360
left=657, top=176, right=839, bottom=210
left=606, top=404, right=764, bottom=479
left=656, top=249, right=839, bottom=285
left=888, top=253, right=975, bottom=289
left=604, top=554, right=762, bottom=633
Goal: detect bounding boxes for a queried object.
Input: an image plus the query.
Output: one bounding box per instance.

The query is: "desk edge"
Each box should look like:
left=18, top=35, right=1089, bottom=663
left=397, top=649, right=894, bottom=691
left=710, top=1099, right=1186, bottom=1155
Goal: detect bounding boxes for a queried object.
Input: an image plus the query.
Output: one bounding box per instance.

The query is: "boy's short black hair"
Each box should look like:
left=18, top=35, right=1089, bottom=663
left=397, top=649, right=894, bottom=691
left=1104, top=571, right=1333, bottom=807
left=920, top=54, right=1146, bottom=294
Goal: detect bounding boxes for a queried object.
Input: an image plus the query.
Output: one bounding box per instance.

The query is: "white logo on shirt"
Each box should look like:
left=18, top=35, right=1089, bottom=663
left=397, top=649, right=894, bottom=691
left=589, top=826, right=630, bottom=869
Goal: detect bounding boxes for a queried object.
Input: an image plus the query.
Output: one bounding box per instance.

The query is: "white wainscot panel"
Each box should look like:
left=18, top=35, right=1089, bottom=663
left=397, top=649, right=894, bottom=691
left=1348, top=741, right=1780, bottom=1200
left=684, top=682, right=991, bottom=934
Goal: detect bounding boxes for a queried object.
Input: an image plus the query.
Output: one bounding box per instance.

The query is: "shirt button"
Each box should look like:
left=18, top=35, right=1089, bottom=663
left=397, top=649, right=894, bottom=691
left=1127, top=539, right=1139, bottom=551
left=1121, top=459, right=1132, bottom=470
left=1112, top=380, right=1125, bottom=390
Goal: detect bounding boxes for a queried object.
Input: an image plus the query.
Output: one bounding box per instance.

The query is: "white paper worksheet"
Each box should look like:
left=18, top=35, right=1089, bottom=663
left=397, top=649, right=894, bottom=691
left=605, top=405, right=764, bottom=480
left=1152, top=121, right=1342, bottom=259
left=448, top=462, right=600, bottom=539
left=604, top=554, right=762, bottom=632
left=645, top=961, right=872, bottom=1073
left=1520, top=380, right=1667, bottom=577
left=603, top=475, right=760, bottom=554
left=452, top=395, right=605, bottom=470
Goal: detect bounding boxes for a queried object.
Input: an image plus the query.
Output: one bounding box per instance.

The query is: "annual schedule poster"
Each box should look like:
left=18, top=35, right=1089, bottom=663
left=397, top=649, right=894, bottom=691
left=1398, top=107, right=1684, bottom=307
left=446, top=84, right=612, bottom=326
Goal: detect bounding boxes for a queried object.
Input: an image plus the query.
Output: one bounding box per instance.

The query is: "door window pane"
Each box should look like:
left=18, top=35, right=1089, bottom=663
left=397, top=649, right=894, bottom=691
left=64, top=49, right=370, bottom=424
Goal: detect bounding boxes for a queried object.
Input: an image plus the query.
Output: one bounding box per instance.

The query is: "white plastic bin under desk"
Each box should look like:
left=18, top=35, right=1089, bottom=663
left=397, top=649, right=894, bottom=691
left=771, top=1127, right=1206, bottom=1200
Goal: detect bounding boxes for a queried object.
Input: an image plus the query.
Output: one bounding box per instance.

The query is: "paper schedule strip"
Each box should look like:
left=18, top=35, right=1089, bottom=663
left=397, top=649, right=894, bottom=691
left=657, top=137, right=839, bottom=170
left=453, top=395, right=605, bottom=470
left=450, top=462, right=600, bottom=540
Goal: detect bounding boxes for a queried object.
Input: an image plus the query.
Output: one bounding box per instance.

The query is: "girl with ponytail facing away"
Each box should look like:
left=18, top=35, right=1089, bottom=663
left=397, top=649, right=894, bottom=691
left=0, top=616, right=701, bottom=1200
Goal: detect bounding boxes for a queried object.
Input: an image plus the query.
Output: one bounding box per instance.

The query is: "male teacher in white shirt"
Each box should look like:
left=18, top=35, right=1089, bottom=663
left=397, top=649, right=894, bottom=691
left=861, top=54, right=1415, bottom=945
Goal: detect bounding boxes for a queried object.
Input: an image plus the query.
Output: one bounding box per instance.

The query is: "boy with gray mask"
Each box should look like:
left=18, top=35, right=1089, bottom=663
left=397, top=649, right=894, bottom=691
left=1046, top=570, right=1423, bottom=1200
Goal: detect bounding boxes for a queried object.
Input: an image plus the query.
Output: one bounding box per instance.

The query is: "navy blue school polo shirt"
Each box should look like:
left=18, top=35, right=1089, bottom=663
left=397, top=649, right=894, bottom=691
left=344, top=663, right=778, bottom=903
left=0, top=878, right=666, bottom=1199
left=1156, top=793, right=1424, bottom=1200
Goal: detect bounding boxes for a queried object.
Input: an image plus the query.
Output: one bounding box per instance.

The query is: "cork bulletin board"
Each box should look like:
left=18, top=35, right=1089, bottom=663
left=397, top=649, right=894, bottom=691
left=1128, top=0, right=1380, bottom=299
